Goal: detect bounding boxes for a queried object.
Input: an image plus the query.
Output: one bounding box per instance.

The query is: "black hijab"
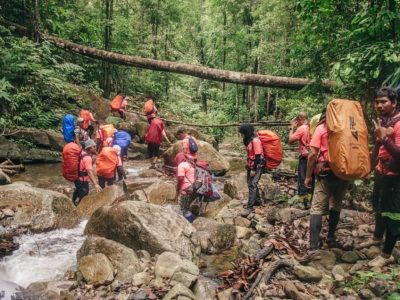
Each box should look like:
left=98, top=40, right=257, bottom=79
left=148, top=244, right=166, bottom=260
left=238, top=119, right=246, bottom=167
left=238, top=123, right=256, bottom=146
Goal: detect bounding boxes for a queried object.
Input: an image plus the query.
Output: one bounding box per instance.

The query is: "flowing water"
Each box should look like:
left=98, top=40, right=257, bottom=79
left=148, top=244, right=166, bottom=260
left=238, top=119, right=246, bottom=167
left=0, top=220, right=87, bottom=288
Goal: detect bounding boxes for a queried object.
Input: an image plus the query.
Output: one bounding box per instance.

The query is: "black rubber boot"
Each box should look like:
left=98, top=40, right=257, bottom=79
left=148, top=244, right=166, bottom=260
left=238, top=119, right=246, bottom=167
left=309, top=214, right=322, bottom=251
left=327, top=210, right=340, bottom=244
left=374, top=213, right=385, bottom=240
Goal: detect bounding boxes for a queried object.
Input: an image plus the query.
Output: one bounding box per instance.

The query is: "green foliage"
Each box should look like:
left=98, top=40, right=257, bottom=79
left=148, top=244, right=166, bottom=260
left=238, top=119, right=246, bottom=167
left=346, top=268, right=400, bottom=292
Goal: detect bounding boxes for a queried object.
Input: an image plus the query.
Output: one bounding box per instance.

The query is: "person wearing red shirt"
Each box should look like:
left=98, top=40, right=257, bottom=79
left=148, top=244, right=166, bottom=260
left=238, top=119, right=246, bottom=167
left=177, top=127, right=198, bottom=161
left=369, top=87, right=400, bottom=267
left=72, top=139, right=101, bottom=206
left=175, top=153, right=197, bottom=222
left=79, top=108, right=96, bottom=137
left=239, top=124, right=265, bottom=217
left=304, top=112, right=350, bottom=258
left=288, top=112, right=312, bottom=209
left=145, top=110, right=171, bottom=169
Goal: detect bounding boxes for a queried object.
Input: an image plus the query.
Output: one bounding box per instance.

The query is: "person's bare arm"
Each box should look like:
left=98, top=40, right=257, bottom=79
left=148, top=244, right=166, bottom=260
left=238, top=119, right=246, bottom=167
left=305, top=146, right=318, bottom=188
left=88, top=170, right=101, bottom=192
left=288, top=120, right=298, bottom=144
left=162, top=130, right=171, bottom=144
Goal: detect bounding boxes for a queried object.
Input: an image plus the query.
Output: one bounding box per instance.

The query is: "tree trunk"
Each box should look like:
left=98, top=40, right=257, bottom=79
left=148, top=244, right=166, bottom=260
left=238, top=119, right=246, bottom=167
left=222, top=8, right=227, bottom=93
left=102, top=0, right=113, bottom=98
left=29, top=0, right=41, bottom=43
left=2, top=20, right=336, bottom=91
left=388, top=0, right=397, bottom=41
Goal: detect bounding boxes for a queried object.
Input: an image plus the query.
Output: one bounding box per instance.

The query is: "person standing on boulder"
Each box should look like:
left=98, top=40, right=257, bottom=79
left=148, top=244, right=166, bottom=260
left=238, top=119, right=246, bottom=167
left=175, top=152, right=196, bottom=222
left=239, top=124, right=265, bottom=217
left=145, top=109, right=171, bottom=169
left=177, top=127, right=198, bottom=161
left=368, top=87, right=400, bottom=266
left=288, top=112, right=312, bottom=209
left=73, top=139, right=101, bottom=206
left=304, top=111, right=350, bottom=258
left=79, top=107, right=96, bottom=137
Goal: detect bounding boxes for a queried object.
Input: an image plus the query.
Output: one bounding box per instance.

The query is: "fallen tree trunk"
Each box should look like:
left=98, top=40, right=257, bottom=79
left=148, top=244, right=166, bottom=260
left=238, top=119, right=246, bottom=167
left=2, top=19, right=336, bottom=91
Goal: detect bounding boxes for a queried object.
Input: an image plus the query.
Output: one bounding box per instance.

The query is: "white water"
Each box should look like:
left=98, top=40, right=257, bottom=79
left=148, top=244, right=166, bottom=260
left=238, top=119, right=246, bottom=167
left=0, top=220, right=87, bottom=288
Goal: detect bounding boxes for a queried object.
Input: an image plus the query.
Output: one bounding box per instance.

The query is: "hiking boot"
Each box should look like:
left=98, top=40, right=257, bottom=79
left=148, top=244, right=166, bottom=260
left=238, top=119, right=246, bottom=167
left=368, top=255, right=394, bottom=268
left=241, top=208, right=254, bottom=217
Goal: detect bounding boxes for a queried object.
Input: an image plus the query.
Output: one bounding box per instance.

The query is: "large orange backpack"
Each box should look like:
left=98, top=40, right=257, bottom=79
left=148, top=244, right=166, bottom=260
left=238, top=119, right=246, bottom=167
left=62, top=143, right=87, bottom=182
left=100, top=124, right=116, bottom=139
left=143, top=99, right=156, bottom=115
left=79, top=109, right=91, bottom=130
left=326, top=99, right=370, bottom=180
left=257, top=130, right=283, bottom=170
left=111, top=95, right=123, bottom=111
left=96, top=147, right=118, bottom=178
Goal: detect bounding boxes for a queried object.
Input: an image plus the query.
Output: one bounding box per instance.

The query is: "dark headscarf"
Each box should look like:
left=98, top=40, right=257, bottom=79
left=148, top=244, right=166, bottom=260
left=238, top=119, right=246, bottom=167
left=238, top=123, right=256, bottom=146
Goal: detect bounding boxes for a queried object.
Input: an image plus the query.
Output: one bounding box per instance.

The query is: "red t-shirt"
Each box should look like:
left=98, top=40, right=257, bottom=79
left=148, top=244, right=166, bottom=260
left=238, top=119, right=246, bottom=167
left=377, top=121, right=400, bottom=175
left=293, top=124, right=310, bottom=157
left=177, top=161, right=195, bottom=195
left=79, top=151, right=93, bottom=182
left=145, top=118, right=165, bottom=145
left=246, top=137, right=264, bottom=169
left=310, top=123, right=329, bottom=163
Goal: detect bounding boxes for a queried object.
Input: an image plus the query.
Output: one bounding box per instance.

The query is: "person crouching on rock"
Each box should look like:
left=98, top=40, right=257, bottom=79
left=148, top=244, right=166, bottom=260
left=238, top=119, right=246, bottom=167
left=175, top=153, right=196, bottom=223
left=73, top=139, right=101, bottom=206
left=239, top=123, right=265, bottom=217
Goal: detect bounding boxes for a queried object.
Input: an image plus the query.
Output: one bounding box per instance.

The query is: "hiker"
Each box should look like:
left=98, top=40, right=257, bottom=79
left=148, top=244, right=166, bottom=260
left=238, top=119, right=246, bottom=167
left=288, top=112, right=312, bottom=209
left=304, top=111, right=350, bottom=256
left=96, top=144, right=126, bottom=188
left=239, top=124, right=265, bottom=217
left=110, top=91, right=128, bottom=119
left=79, top=107, right=96, bottom=137
left=113, top=123, right=132, bottom=161
left=175, top=152, right=197, bottom=222
left=145, top=109, right=171, bottom=169
left=177, top=127, right=197, bottom=161
left=62, top=114, right=75, bottom=143
left=74, top=117, right=89, bottom=147
left=72, top=139, right=101, bottom=205
left=369, top=87, right=400, bottom=265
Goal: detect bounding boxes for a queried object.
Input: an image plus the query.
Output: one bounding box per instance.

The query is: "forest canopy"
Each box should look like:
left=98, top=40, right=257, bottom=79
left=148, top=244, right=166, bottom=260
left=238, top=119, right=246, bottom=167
left=0, top=0, right=399, bottom=129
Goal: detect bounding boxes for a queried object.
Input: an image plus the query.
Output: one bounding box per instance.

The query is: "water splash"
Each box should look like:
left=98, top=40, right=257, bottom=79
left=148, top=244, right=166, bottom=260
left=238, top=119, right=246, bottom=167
left=0, top=220, right=87, bottom=288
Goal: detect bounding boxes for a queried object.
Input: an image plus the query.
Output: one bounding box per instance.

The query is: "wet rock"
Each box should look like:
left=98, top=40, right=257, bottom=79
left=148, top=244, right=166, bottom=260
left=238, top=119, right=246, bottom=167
left=0, top=183, right=79, bottom=233
left=77, top=236, right=142, bottom=282
left=341, top=251, right=360, bottom=264
left=171, top=271, right=198, bottom=288
left=0, top=279, right=22, bottom=300
left=85, top=201, right=199, bottom=261
left=192, top=217, right=236, bottom=254
left=293, top=264, right=322, bottom=282
left=46, top=130, right=65, bottom=151
left=23, top=281, right=74, bottom=300
left=163, top=140, right=230, bottom=176
left=359, top=288, right=376, bottom=299
left=13, top=128, right=51, bottom=148
left=332, top=265, right=347, bottom=281
left=0, top=136, right=21, bottom=160
left=162, top=283, right=196, bottom=300
left=20, top=148, right=61, bottom=163
left=193, top=277, right=217, bottom=300
left=78, top=253, right=114, bottom=285
left=0, top=170, right=11, bottom=185
left=77, top=184, right=125, bottom=218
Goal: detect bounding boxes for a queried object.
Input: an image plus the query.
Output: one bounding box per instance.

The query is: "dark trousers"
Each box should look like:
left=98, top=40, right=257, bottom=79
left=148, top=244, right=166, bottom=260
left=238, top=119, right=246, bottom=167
left=72, top=180, right=89, bottom=206
left=298, top=157, right=308, bottom=196
left=372, top=172, right=385, bottom=239
left=98, top=176, right=114, bottom=188
left=246, top=168, right=263, bottom=208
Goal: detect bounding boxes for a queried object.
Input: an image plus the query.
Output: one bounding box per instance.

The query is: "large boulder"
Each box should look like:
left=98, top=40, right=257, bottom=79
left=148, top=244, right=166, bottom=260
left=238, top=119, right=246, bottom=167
left=76, top=184, right=125, bottom=218
left=163, top=141, right=230, bottom=176
left=46, top=130, right=65, bottom=151
left=77, top=236, right=142, bottom=282
left=19, top=148, right=61, bottom=163
left=78, top=253, right=114, bottom=285
left=0, top=137, right=21, bottom=160
left=192, top=217, right=236, bottom=254
left=23, top=281, right=74, bottom=300
left=85, top=201, right=200, bottom=261
left=201, top=192, right=232, bottom=219
left=0, top=183, right=79, bottom=233
left=12, top=129, right=51, bottom=148
left=132, top=180, right=176, bottom=204
left=134, top=122, right=149, bottom=143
